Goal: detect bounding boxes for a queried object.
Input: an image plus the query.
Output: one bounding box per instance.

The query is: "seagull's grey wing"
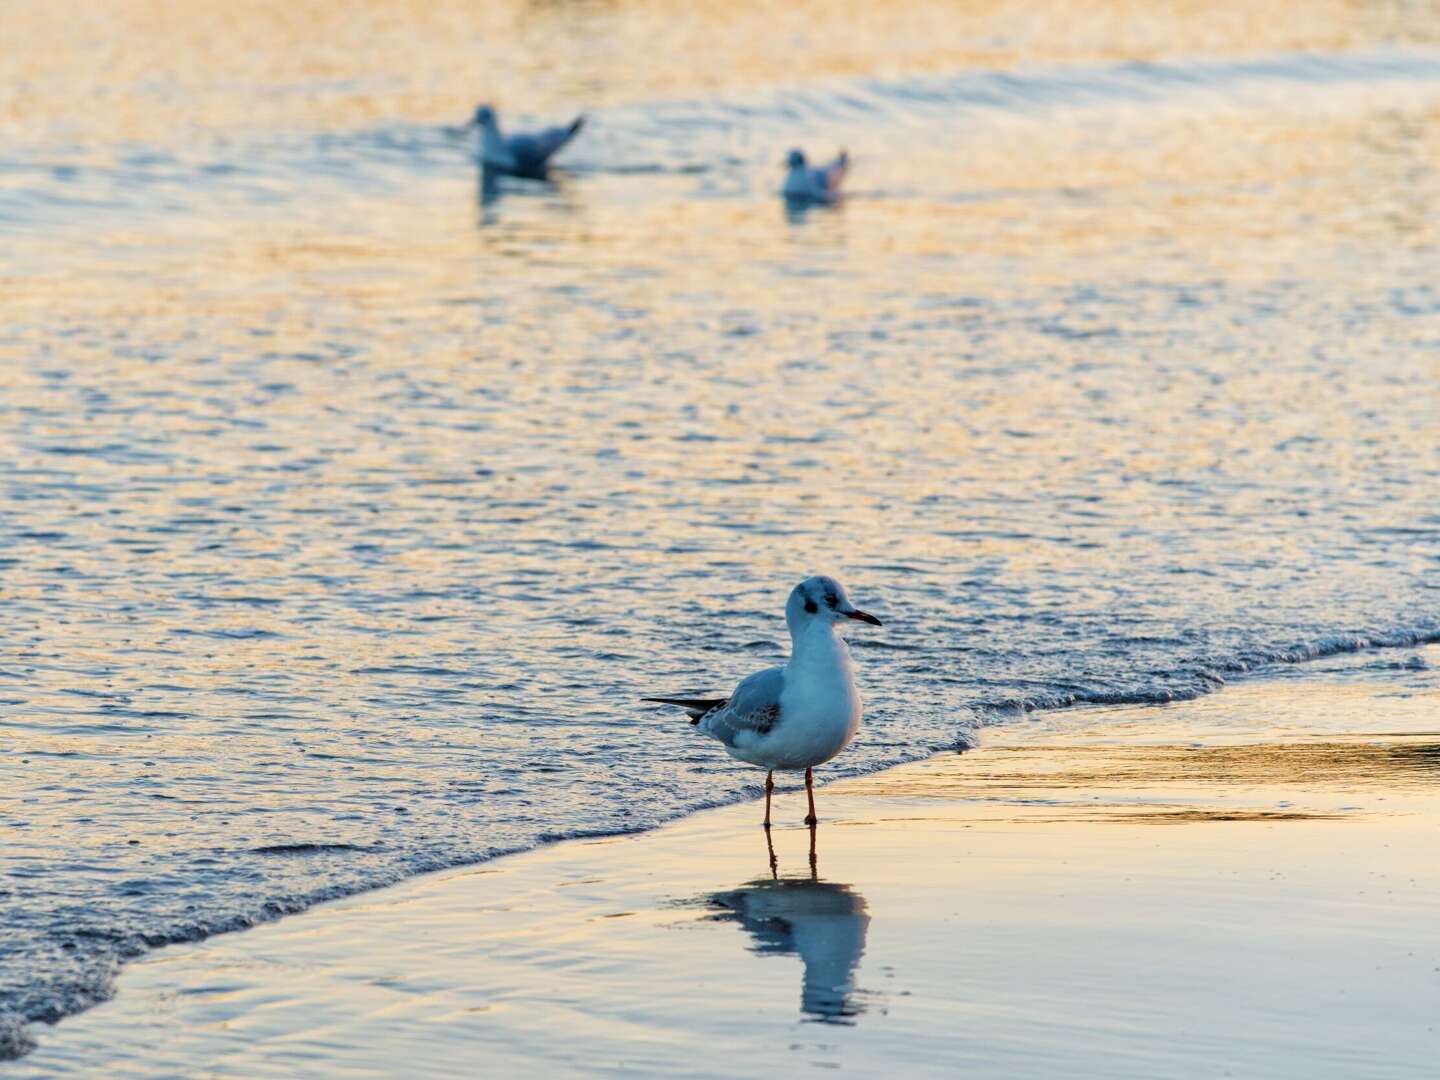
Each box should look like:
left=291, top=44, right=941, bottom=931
left=508, top=116, right=585, bottom=171
left=698, top=666, right=784, bottom=749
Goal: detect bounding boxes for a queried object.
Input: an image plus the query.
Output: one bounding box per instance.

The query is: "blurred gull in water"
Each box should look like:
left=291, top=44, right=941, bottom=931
left=781, top=148, right=849, bottom=205
left=645, top=576, right=882, bottom=827
left=467, top=103, right=585, bottom=180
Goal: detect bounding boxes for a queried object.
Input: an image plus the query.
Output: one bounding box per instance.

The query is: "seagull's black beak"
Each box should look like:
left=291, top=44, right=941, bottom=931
left=845, top=609, right=882, bottom=626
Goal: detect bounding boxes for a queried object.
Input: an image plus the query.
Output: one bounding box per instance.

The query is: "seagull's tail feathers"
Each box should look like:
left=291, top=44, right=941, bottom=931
left=523, top=116, right=586, bottom=168
left=642, top=696, right=728, bottom=724
left=551, top=114, right=585, bottom=154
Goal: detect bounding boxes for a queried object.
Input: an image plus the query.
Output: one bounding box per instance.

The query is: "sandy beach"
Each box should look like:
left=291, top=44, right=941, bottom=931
left=13, top=649, right=1439, bottom=1078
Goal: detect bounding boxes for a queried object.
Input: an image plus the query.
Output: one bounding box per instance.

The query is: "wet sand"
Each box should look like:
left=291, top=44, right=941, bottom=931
left=15, top=665, right=1440, bottom=1078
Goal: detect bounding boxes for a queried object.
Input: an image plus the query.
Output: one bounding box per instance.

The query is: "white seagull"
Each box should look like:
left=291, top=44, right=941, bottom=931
left=467, top=103, right=585, bottom=180
left=781, top=148, right=849, bottom=205
left=645, top=575, right=882, bottom=828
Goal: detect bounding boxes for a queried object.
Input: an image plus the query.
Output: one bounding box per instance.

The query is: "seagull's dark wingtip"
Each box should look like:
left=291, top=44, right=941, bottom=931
left=643, top=695, right=728, bottom=723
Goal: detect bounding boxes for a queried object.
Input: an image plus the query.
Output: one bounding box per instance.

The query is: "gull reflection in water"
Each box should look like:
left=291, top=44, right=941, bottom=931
left=700, top=829, right=871, bottom=1024
left=474, top=167, right=577, bottom=224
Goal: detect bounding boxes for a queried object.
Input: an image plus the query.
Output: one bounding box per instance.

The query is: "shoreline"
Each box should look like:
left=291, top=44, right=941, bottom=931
left=13, top=647, right=1440, bottom=1077
left=9, top=639, right=1432, bottom=1067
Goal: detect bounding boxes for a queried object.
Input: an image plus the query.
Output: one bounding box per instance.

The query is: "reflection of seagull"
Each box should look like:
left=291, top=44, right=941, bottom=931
left=644, top=576, right=882, bottom=827
left=467, top=104, right=585, bottom=179
left=782, top=148, right=848, bottom=205
left=705, top=877, right=871, bottom=1023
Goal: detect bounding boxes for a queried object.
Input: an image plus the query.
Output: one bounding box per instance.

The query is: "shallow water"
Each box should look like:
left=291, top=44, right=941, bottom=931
left=3, top=0, right=1439, bottom=1055
left=12, top=651, right=1440, bottom=1078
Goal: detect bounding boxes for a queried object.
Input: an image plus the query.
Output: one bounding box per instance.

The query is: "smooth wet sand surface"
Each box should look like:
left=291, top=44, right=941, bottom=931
left=17, top=664, right=1440, bottom=1078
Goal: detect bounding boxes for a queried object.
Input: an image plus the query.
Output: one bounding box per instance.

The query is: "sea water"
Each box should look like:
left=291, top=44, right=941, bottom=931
left=2, top=0, right=1438, bottom=1055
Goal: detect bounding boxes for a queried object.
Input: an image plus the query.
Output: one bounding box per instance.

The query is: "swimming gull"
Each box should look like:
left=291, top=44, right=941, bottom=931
left=468, top=103, right=585, bottom=180
left=645, top=575, right=882, bottom=828
left=781, top=148, right=848, bottom=205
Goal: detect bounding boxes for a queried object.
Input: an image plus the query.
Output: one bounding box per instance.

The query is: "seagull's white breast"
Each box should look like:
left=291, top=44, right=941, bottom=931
left=763, top=630, right=861, bottom=770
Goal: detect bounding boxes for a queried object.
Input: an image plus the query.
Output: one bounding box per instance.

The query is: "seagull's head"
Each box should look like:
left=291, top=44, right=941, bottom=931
left=786, top=149, right=807, bottom=170
left=786, top=575, right=882, bottom=635
left=472, top=104, right=497, bottom=128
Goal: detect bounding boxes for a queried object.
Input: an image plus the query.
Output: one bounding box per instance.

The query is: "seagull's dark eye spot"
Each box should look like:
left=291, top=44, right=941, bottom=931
left=824, top=593, right=838, bottom=608
left=804, top=599, right=818, bottom=614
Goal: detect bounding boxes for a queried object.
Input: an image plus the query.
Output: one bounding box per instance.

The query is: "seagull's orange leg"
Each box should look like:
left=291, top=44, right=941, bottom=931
left=804, top=767, right=818, bottom=826
left=763, top=770, right=775, bottom=829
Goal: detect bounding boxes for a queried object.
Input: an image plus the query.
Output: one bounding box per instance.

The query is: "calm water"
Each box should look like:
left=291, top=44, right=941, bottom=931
left=3, top=0, right=1439, bottom=1057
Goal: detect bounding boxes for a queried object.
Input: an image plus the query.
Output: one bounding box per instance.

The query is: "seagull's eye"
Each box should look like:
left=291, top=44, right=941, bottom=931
left=804, top=599, right=818, bottom=614
left=824, top=593, right=838, bottom=608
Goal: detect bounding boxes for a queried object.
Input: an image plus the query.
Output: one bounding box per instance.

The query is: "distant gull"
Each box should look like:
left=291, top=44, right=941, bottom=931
left=645, top=576, right=882, bottom=828
left=782, top=148, right=848, bottom=205
left=467, top=103, right=585, bottom=180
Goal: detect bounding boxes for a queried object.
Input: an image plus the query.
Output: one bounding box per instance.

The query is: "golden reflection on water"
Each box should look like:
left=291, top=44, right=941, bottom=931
left=842, top=734, right=1440, bottom=826
left=8, top=0, right=1440, bottom=145
left=689, top=712, right=1440, bottom=1029
left=4, top=0, right=1440, bottom=1052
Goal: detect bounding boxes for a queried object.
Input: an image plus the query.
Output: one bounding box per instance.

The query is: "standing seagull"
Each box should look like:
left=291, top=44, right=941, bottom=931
left=468, top=104, right=585, bottom=180
left=781, top=148, right=848, bottom=205
left=645, top=576, right=882, bottom=828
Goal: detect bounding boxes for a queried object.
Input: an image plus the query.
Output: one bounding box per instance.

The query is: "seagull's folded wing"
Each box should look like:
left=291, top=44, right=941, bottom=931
left=700, top=666, right=785, bottom=748
left=509, top=118, right=584, bottom=169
